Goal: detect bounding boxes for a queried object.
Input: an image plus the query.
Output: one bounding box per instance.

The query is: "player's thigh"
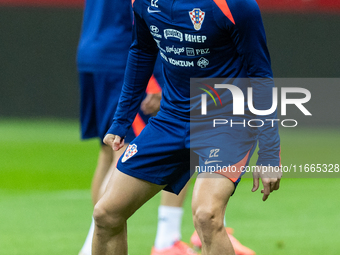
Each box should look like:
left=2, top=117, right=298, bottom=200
left=192, top=172, right=235, bottom=218
left=96, top=167, right=166, bottom=221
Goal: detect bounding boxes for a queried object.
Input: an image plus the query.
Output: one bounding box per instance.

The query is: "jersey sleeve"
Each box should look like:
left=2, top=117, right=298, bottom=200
left=228, top=0, right=281, bottom=166
left=106, top=11, right=159, bottom=138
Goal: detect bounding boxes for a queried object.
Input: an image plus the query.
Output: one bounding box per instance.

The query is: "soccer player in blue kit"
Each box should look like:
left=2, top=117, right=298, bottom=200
left=77, top=0, right=257, bottom=254
left=93, top=0, right=282, bottom=254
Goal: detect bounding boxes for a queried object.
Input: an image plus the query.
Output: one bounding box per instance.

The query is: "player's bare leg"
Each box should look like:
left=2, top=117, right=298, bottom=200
left=192, top=173, right=235, bottom=255
left=92, top=168, right=165, bottom=255
left=98, top=144, right=128, bottom=197
left=78, top=145, right=113, bottom=255
left=91, top=145, right=114, bottom=205
left=92, top=144, right=128, bottom=204
left=79, top=144, right=128, bottom=255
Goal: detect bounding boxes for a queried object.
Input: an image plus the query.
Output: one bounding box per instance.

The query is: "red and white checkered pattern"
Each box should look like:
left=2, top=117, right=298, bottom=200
left=189, top=8, right=205, bottom=30
left=122, top=144, right=138, bottom=162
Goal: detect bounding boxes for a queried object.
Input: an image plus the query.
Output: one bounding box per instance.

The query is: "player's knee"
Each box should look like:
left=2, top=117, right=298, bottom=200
left=193, top=206, right=224, bottom=234
left=193, top=206, right=224, bottom=246
left=93, top=203, right=125, bottom=233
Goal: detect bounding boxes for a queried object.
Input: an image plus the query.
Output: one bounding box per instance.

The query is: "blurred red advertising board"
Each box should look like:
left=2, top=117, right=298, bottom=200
left=0, top=0, right=339, bottom=12
left=0, top=0, right=83, bottom=8
left=257, top=0, right=340, bottom=13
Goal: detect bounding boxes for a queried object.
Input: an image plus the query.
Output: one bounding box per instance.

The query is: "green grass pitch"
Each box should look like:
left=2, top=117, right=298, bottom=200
left=0, top=119, right=339, bottom=255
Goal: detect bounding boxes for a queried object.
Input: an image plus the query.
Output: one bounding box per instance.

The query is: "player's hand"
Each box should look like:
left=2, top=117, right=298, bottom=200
left=103, top=134, right=125, bottom=151
left=252, top=165, right=282, bottom=201
left=141, top=92, right=162, bottom=115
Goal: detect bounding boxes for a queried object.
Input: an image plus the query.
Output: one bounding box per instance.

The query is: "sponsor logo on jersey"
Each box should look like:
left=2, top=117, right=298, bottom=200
left=197, top=57, right=209, bottom=68
left=148, top=0, right=160, bottom=13
left=204, top=159, right=222, bottom=165
left=185, top=47, right=211, bottom=56
left=147, top=6, right=161, bottom=13
left=164, top=29, right=183, bottom=41
left=196, top=48, right=210, bottom=55
left=150, top=25, right=162, bottom=38
left=185, top=34, right=207, bottom=43
left=166, top=45, right=185, bottom=55
left=150, top=25, right=159, bottom=33
left=121, top=144, right=138, bottom=163
left=151, top=32, right=162, bottom=38
left=189, top=8, right=205, bottom=31
left=186, top=47, right=195, bottom=56
left=169, top=58, right=194, bottom=67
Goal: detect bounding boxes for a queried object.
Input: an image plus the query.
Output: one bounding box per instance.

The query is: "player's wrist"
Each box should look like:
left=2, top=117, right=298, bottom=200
left=106, top=124, right=127, bottom=140
left=256, top=159, right=280, bottom=167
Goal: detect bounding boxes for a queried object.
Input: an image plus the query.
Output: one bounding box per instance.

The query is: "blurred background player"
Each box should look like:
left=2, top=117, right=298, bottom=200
left=76, top=0, right=162, bottom=254
left=76, top=0, right=255, bottom=254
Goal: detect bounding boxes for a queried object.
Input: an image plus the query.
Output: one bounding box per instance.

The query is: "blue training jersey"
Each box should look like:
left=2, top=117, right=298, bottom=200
left=76, top=0, right=133, bottom=72
left=108, top=0, right=280, bottom=166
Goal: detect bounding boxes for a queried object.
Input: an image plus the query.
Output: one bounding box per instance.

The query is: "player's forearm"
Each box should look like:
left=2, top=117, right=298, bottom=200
left=250, top=78, right=281, bottom=166
left=232, top=1, right=280, bottom=166
left=256, top=119, right=281, bottom=167
left=107, top=48, right=157, bottom=138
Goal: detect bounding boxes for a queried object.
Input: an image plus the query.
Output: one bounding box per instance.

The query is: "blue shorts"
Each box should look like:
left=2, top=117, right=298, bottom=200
left=79, top=72, right=150, bottom=143
left=191, top=121, right=258, bottom=187
left=117, top=113, right=258, bottom=194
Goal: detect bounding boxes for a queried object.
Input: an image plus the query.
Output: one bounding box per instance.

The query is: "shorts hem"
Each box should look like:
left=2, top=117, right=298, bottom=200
left=117, top=164, right=166, bottom=187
